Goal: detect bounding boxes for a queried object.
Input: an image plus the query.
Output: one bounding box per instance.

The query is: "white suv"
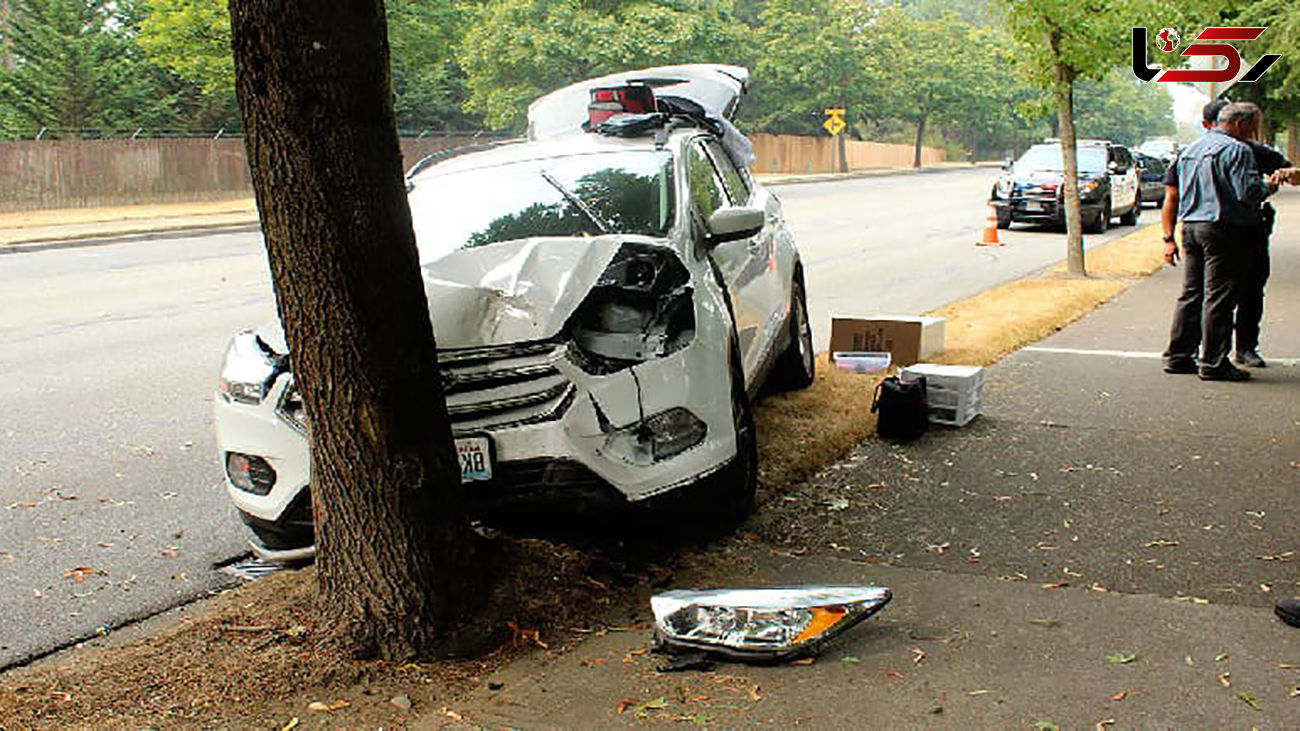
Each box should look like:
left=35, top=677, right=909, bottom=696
left=214, top=66, right=813, bottom=560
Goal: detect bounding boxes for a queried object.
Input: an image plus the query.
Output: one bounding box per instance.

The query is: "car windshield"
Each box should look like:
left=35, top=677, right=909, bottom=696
left=409, top=150, right=675, bottom=260
left=1013, top=145, right=1108, bottom=175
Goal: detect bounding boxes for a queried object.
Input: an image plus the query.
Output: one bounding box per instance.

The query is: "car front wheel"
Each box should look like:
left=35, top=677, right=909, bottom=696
left=1120, top=203, right=1139, bottom=226
left=769, top=275, right=815, bottom=391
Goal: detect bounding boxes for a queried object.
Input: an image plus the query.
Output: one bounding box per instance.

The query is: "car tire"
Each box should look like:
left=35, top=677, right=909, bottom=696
left=769, top=274, right=815, bottom=391
left=693, top=337, right=758, bottom=528
left=1086, top=202, right=1109, bottom=234
left=1120, top=203, right=1138, bottom=226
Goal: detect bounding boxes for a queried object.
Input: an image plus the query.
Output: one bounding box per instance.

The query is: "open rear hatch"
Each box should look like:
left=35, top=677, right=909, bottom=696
left=527, top=64, right=748, bottom=141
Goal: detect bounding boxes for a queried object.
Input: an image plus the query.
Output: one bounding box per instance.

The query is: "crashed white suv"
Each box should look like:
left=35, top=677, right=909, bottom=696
left=214, top=65, right=813, bottom=560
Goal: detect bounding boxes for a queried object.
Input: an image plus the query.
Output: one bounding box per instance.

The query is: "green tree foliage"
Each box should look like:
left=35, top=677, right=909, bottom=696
left=740, top=0, right=876, bottom=135
left=0, top=0, right=179, bottom=134
left=137, top=0, right=232, bottom=97
left=459, top=0, right=746, bottom=131
left=1073, top=67, right=1175, bottom=146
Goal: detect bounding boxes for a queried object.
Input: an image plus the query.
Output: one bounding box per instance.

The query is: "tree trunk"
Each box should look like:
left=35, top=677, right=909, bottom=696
left=1050, top=36, right=1085, bottom=276
left=1, top=0, right=14, bottom=73
left=229, top=0, right=481, bottom=661
left=913, top=114, right=927, bottom=168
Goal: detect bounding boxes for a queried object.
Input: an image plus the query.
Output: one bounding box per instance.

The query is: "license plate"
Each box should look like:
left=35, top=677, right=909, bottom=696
left=1023, top=201, right=1044, bottom=212
left=456, top=437, right=493, bottom=483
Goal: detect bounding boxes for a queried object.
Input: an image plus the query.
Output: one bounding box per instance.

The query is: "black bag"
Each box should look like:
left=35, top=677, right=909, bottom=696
left=871, top=376, right=928, bottom=440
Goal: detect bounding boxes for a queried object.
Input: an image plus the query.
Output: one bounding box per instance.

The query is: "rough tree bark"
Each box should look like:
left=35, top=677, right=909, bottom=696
left=1049, top=25, right=1086, bottom=277
left=228, top=0, right=482, bottom=660
left=912, top=113, right=927, bottom=169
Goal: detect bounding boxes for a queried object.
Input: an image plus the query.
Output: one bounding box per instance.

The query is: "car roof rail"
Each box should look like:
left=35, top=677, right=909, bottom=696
left=405, top=139, right=524, bottom=182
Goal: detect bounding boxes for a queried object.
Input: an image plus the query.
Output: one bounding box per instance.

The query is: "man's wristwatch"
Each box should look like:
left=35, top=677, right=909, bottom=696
left=1162, top=233, right=1175, bottom=244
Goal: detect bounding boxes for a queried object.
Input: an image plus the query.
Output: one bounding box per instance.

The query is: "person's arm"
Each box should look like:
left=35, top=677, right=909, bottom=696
left=1161, top=184, right=1180, bottom=265
left=1270, top=167, right=1300, bottom=186
left=1224, top=143, right=1273, bottom=205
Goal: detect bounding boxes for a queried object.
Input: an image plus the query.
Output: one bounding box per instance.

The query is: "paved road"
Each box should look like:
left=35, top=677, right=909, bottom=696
left=0, top=168, right=1153, bottom=669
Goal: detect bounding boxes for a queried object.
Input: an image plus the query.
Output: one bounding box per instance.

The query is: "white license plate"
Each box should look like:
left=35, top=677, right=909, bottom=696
left=456, top=437, right=493, bottom=483
left=1023, top=201, right=1044, bottom=212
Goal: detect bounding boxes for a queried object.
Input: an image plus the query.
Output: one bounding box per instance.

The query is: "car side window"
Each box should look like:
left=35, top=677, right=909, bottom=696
left=686, top=140, right=727, bottom=219
left=704, top=139, right=751, bottom=205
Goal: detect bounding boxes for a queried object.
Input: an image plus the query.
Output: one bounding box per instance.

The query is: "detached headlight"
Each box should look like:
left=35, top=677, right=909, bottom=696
left=217, top=331, right=283, bottom=405
left=569, top=243, right=694, bottom=374
left=651, top=585, right=892, bottom=662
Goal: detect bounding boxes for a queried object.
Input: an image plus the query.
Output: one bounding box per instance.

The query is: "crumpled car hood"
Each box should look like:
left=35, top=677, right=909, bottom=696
left=255, top=236, right=635, bottom=353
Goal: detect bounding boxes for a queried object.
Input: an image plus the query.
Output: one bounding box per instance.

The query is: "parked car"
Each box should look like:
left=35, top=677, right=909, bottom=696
left=1135, top=152, right=1167, bottom=208
left=1137, top=138, right=1178, bottom=163
left=990, top=139, right=1140, bottom=234
left=214, top=65, right=814, bottom=560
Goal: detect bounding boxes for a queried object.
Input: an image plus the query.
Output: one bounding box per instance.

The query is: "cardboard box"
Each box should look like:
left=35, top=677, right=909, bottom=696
left=829, top=316, right=945, bottom=367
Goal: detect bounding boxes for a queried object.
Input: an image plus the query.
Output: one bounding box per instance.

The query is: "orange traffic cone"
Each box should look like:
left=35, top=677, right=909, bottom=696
left=977, top=204, right=1004, bottom=246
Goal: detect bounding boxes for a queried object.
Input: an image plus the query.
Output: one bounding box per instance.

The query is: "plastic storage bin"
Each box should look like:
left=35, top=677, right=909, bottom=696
left=900, top=363, right=983, bottom=426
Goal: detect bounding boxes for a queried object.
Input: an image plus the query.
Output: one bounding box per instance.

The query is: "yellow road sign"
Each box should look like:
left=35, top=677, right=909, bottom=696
left=823, top=107, right=846, bottom=136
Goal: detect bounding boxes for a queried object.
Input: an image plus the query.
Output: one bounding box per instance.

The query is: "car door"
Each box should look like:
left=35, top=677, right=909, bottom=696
left=701, top=138, right=787, bottom=376
left=1109, top=146, right=1138, bottom=212
left=685, top=138, right=765, bottom=381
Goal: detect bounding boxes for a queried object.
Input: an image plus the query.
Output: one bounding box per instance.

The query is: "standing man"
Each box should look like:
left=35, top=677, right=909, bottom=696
left=1161, top=102, right=1276, bottom=381
left=1233, top=127, right=1291, bottom=368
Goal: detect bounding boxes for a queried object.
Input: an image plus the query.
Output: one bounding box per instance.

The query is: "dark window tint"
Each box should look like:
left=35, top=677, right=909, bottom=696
left=686, top=141, right=727, bottom=219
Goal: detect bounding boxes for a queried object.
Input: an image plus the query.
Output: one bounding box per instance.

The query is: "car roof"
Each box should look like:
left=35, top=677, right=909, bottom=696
left=407, top=128, right=694, bottom=183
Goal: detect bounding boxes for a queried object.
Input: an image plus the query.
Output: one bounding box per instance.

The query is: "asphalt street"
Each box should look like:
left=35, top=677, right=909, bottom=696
left=0, top=167, right=1152, bottom=669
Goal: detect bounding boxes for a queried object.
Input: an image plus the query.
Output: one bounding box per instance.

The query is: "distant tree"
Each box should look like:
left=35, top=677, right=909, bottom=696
left=741, top=0, right=876, bottom=135
left=1074, top=66, right=1176, bottom=146
left=460, top=0, right=746, bottom=131
left=228, top=0, right=485, bottom=660
left=0, top=0, right=178, bottom=135
left=993, top=0, right=1158, bottom=276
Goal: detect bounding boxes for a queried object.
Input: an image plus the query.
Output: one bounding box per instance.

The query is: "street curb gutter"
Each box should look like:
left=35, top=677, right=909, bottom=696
left=760, top=161, right=1002, bottom=187
left=0, top=221, right=262, bottom=255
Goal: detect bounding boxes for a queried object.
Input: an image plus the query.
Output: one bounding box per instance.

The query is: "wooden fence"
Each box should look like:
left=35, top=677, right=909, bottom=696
left=0, top=133, right=943, bottom=212
left=0, top=135, right=506, bottom=213
left=750, top=133, right=944, bottom=174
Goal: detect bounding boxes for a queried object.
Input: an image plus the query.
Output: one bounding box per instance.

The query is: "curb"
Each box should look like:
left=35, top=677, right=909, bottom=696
left=0, top=220, right=261, bottom=255
left=758, top=161, right=1002, bottom=187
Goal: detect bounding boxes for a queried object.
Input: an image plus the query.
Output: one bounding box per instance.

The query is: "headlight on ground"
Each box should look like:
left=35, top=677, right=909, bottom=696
left=651, top=586, right=892, bottom=661
left=218, top=331, right=282, bottom=405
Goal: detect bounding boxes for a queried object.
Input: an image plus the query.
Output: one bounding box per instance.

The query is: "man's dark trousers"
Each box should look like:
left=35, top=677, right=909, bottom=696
left=1164, top=222, right=1247, bottom=373
left=1234, top=223, right=1270, bottom=354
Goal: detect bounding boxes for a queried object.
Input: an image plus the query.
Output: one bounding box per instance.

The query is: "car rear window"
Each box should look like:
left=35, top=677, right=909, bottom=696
left=409, top=150, right=675, bottom=260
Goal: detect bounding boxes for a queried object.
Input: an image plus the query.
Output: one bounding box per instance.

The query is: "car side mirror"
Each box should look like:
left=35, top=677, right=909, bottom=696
left=1108, top=160, right=1120, bottom=173
left=706, top=206, right=765, bottom=246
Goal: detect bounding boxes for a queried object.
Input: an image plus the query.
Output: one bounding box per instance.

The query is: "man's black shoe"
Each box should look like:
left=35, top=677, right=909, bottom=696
left=1235, top=350, right=1267, bottom=368
left=1199, top=366, right=1252, bottom=381
left=1163, top=361, right=1198, bottom=374
left=1276, top=597, right=1300, bottom=628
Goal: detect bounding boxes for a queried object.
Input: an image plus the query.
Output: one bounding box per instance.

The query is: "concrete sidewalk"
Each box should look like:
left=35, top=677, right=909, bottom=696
left=429, top=192, right=1300, bottom=727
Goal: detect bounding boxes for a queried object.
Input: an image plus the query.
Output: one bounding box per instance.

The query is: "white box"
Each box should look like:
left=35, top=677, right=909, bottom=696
left=900, top=363, right=983, bottom=427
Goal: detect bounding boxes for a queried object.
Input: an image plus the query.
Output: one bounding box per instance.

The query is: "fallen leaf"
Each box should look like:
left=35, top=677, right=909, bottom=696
left=1028, top=619, right=1060, bottom=628
left=1088, top=584, right=1110, bottom=593
left=884, top=670, right=905, bottom=679
left=506, top=621, right=548, bottom=649
left=96, top=542, right=113, bottom=549
left=1144, top=539, right=1179, bottom=548
left=1185, top=655, right=1195, bottom=667
left=1215, top=652, right=1228, bottom=662
left=616, top=700, right=635, bottom=715
left=1109, top=690, right=1129, bottom=701
left=1219, top=673, right=1231, bottom=688
left=307, top=700, right=349, bottom=712
left=49, top=691, right=72, bottom=702
left=439, top=707, right=464, bottom=721
left=622, top=647, right=649, bottom=663
left=1288, top=686, right=1299, bottom=697
left=911, top=648, right=926, bottom=664
left=967, top=689, right=992, bottom=696
left=1237, top=691, right=1261, bottom=711
left=1106, top=653, right=1137, bottom=665
left=1032, top=722, right=1059, bottom=731
left=790, top=657, right=815, bottom=666
left=749, top=684, right=763, bottom=702
left=281, top=718, right=299, bottom=731
left=6, top=502, right=39, bottom=510
left=1095, top=719, right=1117, bottom=729
left=1277, top=663, right=1299, bottom=670
left=579, top=659, right=606, bottom=667
left=1040, top=582, right=1070, bottom=590
left=1255, top=551, right=1297, bottom=562
left=631, top=697, right=669, bottom=718
left=840, top=655, right=861, bottom=665
left=62, top=566, right=106, bottom=583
